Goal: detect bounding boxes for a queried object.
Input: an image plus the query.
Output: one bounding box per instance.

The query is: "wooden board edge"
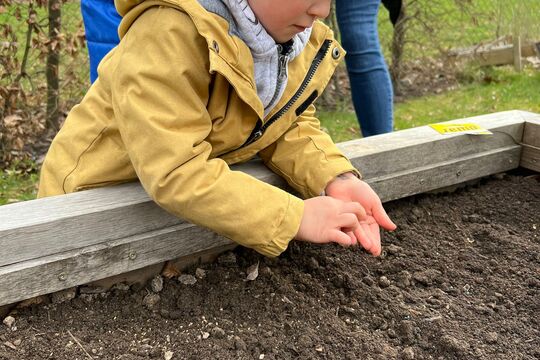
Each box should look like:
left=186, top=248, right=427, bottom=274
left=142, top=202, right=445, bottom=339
left=520, top=120, right=540, bottom=172
left=0, top=225, right=233, bottom=306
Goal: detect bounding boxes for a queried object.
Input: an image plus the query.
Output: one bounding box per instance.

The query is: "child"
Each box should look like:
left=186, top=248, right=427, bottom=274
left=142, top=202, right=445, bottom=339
left=39, top=0, right=396, bottom=257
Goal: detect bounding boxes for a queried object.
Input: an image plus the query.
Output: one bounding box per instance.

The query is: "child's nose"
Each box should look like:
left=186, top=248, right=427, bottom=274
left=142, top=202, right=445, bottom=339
left=307, top=0, right=331, bottom=20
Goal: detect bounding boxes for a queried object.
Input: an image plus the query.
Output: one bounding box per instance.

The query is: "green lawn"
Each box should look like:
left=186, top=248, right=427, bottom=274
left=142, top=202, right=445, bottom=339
left=0, top=168, right=39, bottom=206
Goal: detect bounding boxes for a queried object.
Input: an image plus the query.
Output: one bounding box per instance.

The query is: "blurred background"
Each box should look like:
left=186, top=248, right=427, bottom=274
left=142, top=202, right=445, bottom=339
left=1, top=0, right=540, bottom=202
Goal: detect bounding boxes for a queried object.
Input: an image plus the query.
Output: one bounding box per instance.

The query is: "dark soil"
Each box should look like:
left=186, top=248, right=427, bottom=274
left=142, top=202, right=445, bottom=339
left=1, top=173, right=539, bottom=360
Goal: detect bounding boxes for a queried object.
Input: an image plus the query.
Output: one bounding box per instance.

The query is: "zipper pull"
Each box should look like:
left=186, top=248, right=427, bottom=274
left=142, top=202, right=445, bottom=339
left=279, top=55, right=288, bottom=76
left=247, top=130, right=263, bottom=146
left=252, top=130, right=263, bottom=140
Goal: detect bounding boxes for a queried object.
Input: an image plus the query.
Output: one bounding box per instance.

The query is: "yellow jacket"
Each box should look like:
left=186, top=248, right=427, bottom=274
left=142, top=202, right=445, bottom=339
left=38, top=0, right=358, bottom=256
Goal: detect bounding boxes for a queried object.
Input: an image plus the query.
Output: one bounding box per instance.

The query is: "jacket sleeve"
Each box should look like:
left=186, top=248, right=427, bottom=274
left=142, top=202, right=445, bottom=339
left=110, top=7, right=303, bottom=257
left=258, top=104, right=360, bottom=199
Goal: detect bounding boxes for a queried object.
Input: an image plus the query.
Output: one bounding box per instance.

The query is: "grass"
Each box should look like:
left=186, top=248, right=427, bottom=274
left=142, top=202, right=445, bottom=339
left=0, top=168, right=40, bottom=206
left=319, top=66, right=540, bottom=142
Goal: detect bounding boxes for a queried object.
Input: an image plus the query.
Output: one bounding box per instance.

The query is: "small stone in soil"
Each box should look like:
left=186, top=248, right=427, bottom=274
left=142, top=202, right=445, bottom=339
left=142, top=293, right=160, bottom=308
left=297, top=334, right=312, bottom=347
left=440, top=334, right=470, bottom=354
left=211, top=326, right=226, bottom=338
left=402, top=347, right=415, bottom=360
left=398, top=271, right=412, bottom=287
left=178, top=274, right=197, bottom=285
left=195, top=268, right=206, bottom=279
left=3, top=316, right=15, bottom=328
left=485, top=332, right=498, bottom=344
left=150, top=275, right=163, bottom=293
left=234, top=336, right=247, bottom=351
left=413, top=269, right=441, bottom=286
left=386, top=244, right=404, bottom=255
left=379, top=276, right=391, bottom=288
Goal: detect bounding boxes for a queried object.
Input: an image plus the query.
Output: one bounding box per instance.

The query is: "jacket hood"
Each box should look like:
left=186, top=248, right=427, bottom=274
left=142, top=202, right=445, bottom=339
left=115, top=0, right=144, bottom=18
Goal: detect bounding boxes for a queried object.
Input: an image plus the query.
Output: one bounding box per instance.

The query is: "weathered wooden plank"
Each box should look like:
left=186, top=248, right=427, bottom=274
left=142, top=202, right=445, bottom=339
left=337, top=110, right=529, bottom=179
left=520, top=118, right=540, bottom=172
left=0, top=111, right=535, bottom=268
left=370, top=145, right=521, bottom=202
left=1, top=110, right=539, bottom=306
left=0, top=224, right=232, bottom=306
left=0, top=186, right=183, bottom=267
left=449, top=41, right=539, bottom=67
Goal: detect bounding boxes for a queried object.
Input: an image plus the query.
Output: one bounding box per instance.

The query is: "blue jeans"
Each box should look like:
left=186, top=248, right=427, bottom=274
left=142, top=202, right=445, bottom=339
left=81, top=0, right=121, bottom=83
left=336, top=0, right=394, bottom=137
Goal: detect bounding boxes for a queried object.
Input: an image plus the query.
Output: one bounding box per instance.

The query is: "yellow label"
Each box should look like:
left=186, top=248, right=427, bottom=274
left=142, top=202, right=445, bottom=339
left=429, top=123, right=492, bottom=135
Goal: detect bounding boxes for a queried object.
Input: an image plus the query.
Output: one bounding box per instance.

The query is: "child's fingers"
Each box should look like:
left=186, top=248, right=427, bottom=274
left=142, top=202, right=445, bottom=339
left=353, top=224, right=373, bottom=252
left=345, top=231, right=358, bottom=246
left=366, top=222, right=382, bottom=256
left=372, top=203, right=397, bottom=231
left=337, top=213, right=360, bottom=231
left=328, top=229, right=355, bottom=247
left=360, top=221, right=381, bottom=256
left=341, top=201, right=367, bottom=221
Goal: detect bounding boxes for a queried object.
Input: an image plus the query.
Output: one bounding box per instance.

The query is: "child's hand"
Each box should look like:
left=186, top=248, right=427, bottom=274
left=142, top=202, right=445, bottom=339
left=325, top=173, right=397, bottom=256
left=295, top=197, right=368, bottom=247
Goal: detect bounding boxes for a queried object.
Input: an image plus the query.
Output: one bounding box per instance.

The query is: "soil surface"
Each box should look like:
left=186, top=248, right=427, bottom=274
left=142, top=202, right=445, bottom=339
left=1, top=173, right=539, bottom=360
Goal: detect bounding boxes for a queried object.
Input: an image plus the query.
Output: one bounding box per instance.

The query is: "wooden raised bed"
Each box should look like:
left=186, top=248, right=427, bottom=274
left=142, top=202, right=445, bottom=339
left=1, top=110, right=539, bottom=307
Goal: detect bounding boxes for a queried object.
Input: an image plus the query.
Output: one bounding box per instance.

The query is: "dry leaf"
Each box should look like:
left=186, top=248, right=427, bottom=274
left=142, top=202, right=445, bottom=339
left=161, top=261, right=180, bottom=278
left=246, top=261, right=259, bottom=281
left=3, top=342, right=16, bottom=350
left=3, top=115, right=22, bottom=127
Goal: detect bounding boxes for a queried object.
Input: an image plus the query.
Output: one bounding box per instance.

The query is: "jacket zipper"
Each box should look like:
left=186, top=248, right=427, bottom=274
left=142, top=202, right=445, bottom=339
left=241, top=39, right=333, bottom=148
left=264, top=46, right=291, bottom=114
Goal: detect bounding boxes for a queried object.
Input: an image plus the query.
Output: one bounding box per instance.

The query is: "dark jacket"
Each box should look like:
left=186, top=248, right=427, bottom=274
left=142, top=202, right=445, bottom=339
left=382, top=0, right=403, bottom=26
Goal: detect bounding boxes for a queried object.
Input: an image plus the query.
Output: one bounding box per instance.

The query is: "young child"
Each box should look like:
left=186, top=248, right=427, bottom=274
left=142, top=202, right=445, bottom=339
left=39, top=0, right=396, bottom=257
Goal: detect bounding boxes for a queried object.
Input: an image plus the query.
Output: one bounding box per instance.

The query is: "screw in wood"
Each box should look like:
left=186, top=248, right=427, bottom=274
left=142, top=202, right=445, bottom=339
left=128, top=251, right=137, bottom=260
left=58, top=273, right=67, bottom=281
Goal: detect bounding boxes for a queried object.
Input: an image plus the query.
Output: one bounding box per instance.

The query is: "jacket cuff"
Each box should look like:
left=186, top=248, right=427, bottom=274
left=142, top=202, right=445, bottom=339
left=252, top=194, right=304, bottom=257
left=306, top=158, right=361, bottom=198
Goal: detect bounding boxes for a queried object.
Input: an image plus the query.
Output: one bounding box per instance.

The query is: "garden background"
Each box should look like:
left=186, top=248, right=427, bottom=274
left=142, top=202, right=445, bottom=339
left=1, top=0, right=540, bottom=204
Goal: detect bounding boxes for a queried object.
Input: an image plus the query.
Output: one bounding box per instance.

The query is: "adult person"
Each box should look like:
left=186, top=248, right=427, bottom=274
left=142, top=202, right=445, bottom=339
left=335, top=0, right=402, bottom=137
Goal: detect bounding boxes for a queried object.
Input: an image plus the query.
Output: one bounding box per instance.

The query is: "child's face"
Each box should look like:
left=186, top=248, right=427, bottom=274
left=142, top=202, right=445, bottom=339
left=248, top=0, right=331, bottom=43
